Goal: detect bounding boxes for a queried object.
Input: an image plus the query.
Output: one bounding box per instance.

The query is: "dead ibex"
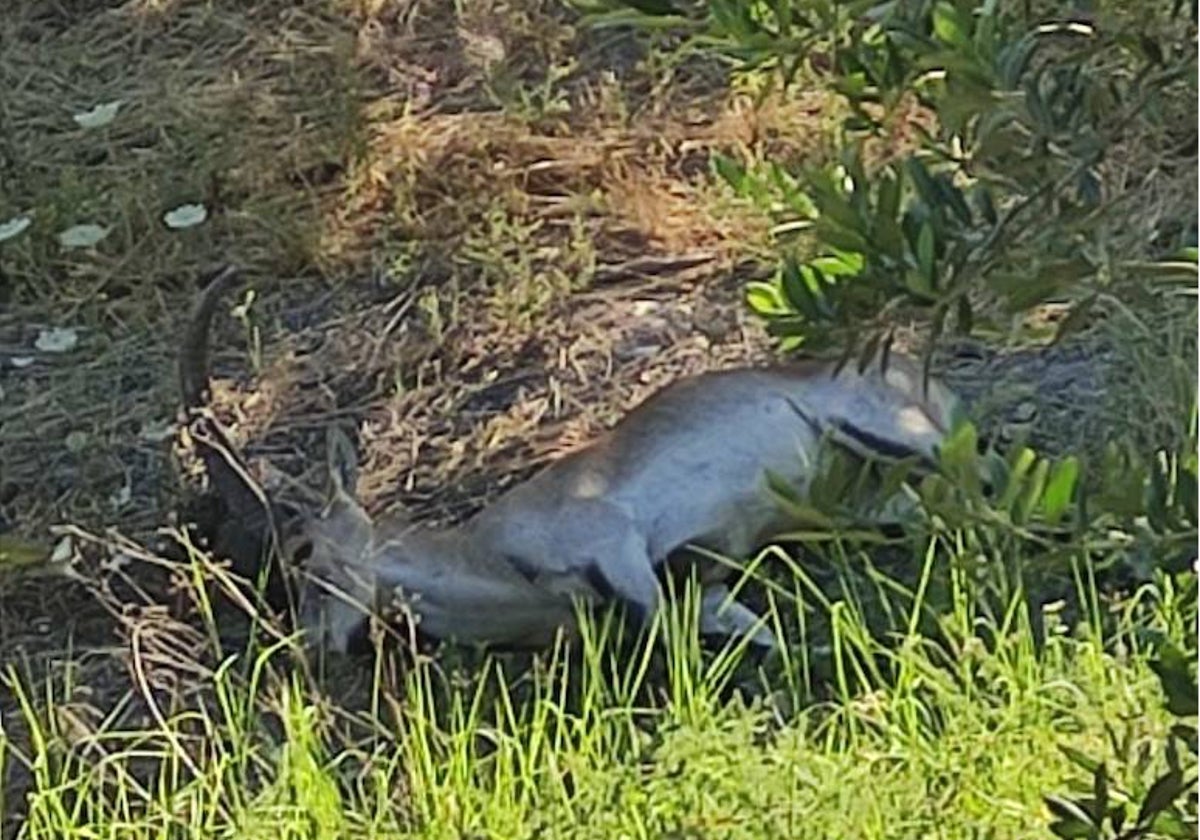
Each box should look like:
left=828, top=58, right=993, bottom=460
left=180, top=268, right=964, bottom=654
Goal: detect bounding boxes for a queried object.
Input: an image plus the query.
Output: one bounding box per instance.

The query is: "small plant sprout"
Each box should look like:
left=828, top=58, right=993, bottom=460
left=231, top=287, right=264, bottom=373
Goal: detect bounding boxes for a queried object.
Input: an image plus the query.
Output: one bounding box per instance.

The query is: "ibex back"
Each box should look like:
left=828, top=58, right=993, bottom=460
left=180, top=268, right=963, bottom=654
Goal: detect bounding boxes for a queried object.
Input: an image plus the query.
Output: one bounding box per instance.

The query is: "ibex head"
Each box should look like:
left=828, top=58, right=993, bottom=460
left=815, top=352, right=964, bottom=471
left=178, top=267, right=390, bottom=651
left=288, top=426, right=413, bottom=653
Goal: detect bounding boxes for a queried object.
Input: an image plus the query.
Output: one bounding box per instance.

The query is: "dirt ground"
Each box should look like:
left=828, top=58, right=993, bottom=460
left=0, top=4, right=1189, bottom=821
left=0, top=0, right=806, bottom=745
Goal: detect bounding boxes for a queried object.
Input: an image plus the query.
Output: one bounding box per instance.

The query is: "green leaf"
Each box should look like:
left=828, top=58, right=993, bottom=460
left=873, top=167, right=904, bottom=256
left=581, top=7, right=691, bottom=29
left=780, top=259, right=821, bottom=320
left=0, top=535, right=53, bottom=570
left=1041, top=457, right=1079, bottom=524
left=810, top=250, right=864, bottom=277
left=1045, top=795, right=1097, bottom=838
left=713, top=152, right=748, bottom=194
left=939, top=420, right=978, bottom=472
left=1015, top=457, right=1050, bottom=524
left=1179, top=466, right=1198, bottom=528
left=1138, top=33, right=1165, bottom=66
left=973, top=184, right=998, bottom=226
left=1053, top=293, right=1099, bottom=344
left=904, top=268, right=935, bottom=300
left=1057, top=745, right=1102, bottom=774
left=1170, top=723, right=1198, bottom=756
left=993, top=258, right=1094, bottom=312
left=1000, top=448, right=1037, bottom=512
left=955, top=296, right=973, bottom=334
left=1122, top=259, right=1200, bottom=282
left=932, top=2, right=970, bottom=48
left=746, top=282, right=782, bottom=315
left=1136, top=769, right=1186, bottom=827
left=917, top=221, right=936, bottom=287
left=1111, top=802, right=1128, bottom=835
left=998, top=32, right=1037, bottom=87
left=764, top=467, right=805, bottom=507
left=1047, top=816, right=1094, bottom=839
left=906, top=158, right=941, bottom=207
left=878, top=456, right=923, bottom=502
left=1147, top=453, right=1172, bottom=531
left=1091, top=763, right=1108, bottom=826
left=938, top=179, right=973, bottom=227
left=813, top=189, right=863, bottom=235
left=815, top=222, right=873, bottom=254
left=610, top=0, right=680, bottom=15
left=769, top=499, right=840, bottom=532
left=1149, top=808, right=1193, bottom=838
left=766, top=317, right=809, bottom=339
left=1150, top=641, right=1199, bottom=717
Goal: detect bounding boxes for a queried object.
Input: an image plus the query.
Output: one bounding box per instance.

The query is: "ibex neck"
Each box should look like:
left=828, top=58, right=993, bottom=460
left=368, top=520, right=517, bottom=593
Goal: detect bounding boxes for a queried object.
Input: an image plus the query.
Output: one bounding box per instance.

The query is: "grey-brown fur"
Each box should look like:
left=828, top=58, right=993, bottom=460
left=179, top=270, right=964, bottom=655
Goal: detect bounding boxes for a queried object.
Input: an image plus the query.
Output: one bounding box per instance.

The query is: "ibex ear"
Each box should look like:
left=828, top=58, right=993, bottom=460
left=325, top=424, right=360, bottom=502
left=311, top=424, right=372, bottom=554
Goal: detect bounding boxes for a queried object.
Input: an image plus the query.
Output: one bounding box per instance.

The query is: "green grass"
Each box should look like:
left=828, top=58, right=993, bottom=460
left=0, top=0, right=1195, bottom=837
left=2, top=542, right=1189, bottom=839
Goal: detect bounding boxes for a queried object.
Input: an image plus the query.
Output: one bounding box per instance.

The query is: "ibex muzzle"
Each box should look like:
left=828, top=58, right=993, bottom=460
left=180, top=270, right=964, bottom=654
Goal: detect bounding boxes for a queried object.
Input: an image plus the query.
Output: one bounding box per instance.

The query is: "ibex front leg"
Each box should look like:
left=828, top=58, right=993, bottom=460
left=587, top=525, right=662, bottom=630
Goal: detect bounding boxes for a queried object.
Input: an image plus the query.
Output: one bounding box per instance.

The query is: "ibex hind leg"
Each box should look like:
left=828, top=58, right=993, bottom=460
left=582, top=522, right=777, bottom=650
left=698, top=583, right=778, bottom=650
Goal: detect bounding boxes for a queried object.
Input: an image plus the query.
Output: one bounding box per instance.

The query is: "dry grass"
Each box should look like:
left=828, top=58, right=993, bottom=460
left=0, top=0, right=831, bottom=540
left=0, top=2, right=1194, bottom=834
left=0, top=4, right=839, bottom=795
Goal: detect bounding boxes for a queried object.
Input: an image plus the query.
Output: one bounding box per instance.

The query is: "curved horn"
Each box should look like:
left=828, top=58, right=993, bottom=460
left=178, top=266, right=279, bottom=548
left=181, top=264, right=242, bottom=411
left=178, top=267, right=305, bottom=617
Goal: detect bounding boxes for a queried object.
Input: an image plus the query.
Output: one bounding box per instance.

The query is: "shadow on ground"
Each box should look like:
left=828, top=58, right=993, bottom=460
left=1, top=1, right=1177, bottom=831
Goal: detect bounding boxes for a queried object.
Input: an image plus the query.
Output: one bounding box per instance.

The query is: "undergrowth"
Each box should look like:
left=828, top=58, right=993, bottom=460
left=2, top=536, right=1191, bottom=839
left=0, top=0, right=1196, bottom=838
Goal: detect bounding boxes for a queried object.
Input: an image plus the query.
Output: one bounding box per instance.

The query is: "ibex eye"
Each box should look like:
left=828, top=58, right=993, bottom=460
left=292, top=541, right=314, bottom=563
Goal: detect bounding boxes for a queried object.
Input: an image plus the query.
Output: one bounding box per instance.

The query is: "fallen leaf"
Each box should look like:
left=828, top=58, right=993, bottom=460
left=139, top=422, right=176, bottom=443
left=163, top=203, right=208, bottom=229
left=57, top=224, right=110, bottom=249
left=65, top=431, right=89, bottom=454
left=0, top=216, right=31, bottom=243
left=72, top=100, right=123, bottom=129
left=49, top=537, right=73, bottom=565
left=35, top=327, right=79, bottom=353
